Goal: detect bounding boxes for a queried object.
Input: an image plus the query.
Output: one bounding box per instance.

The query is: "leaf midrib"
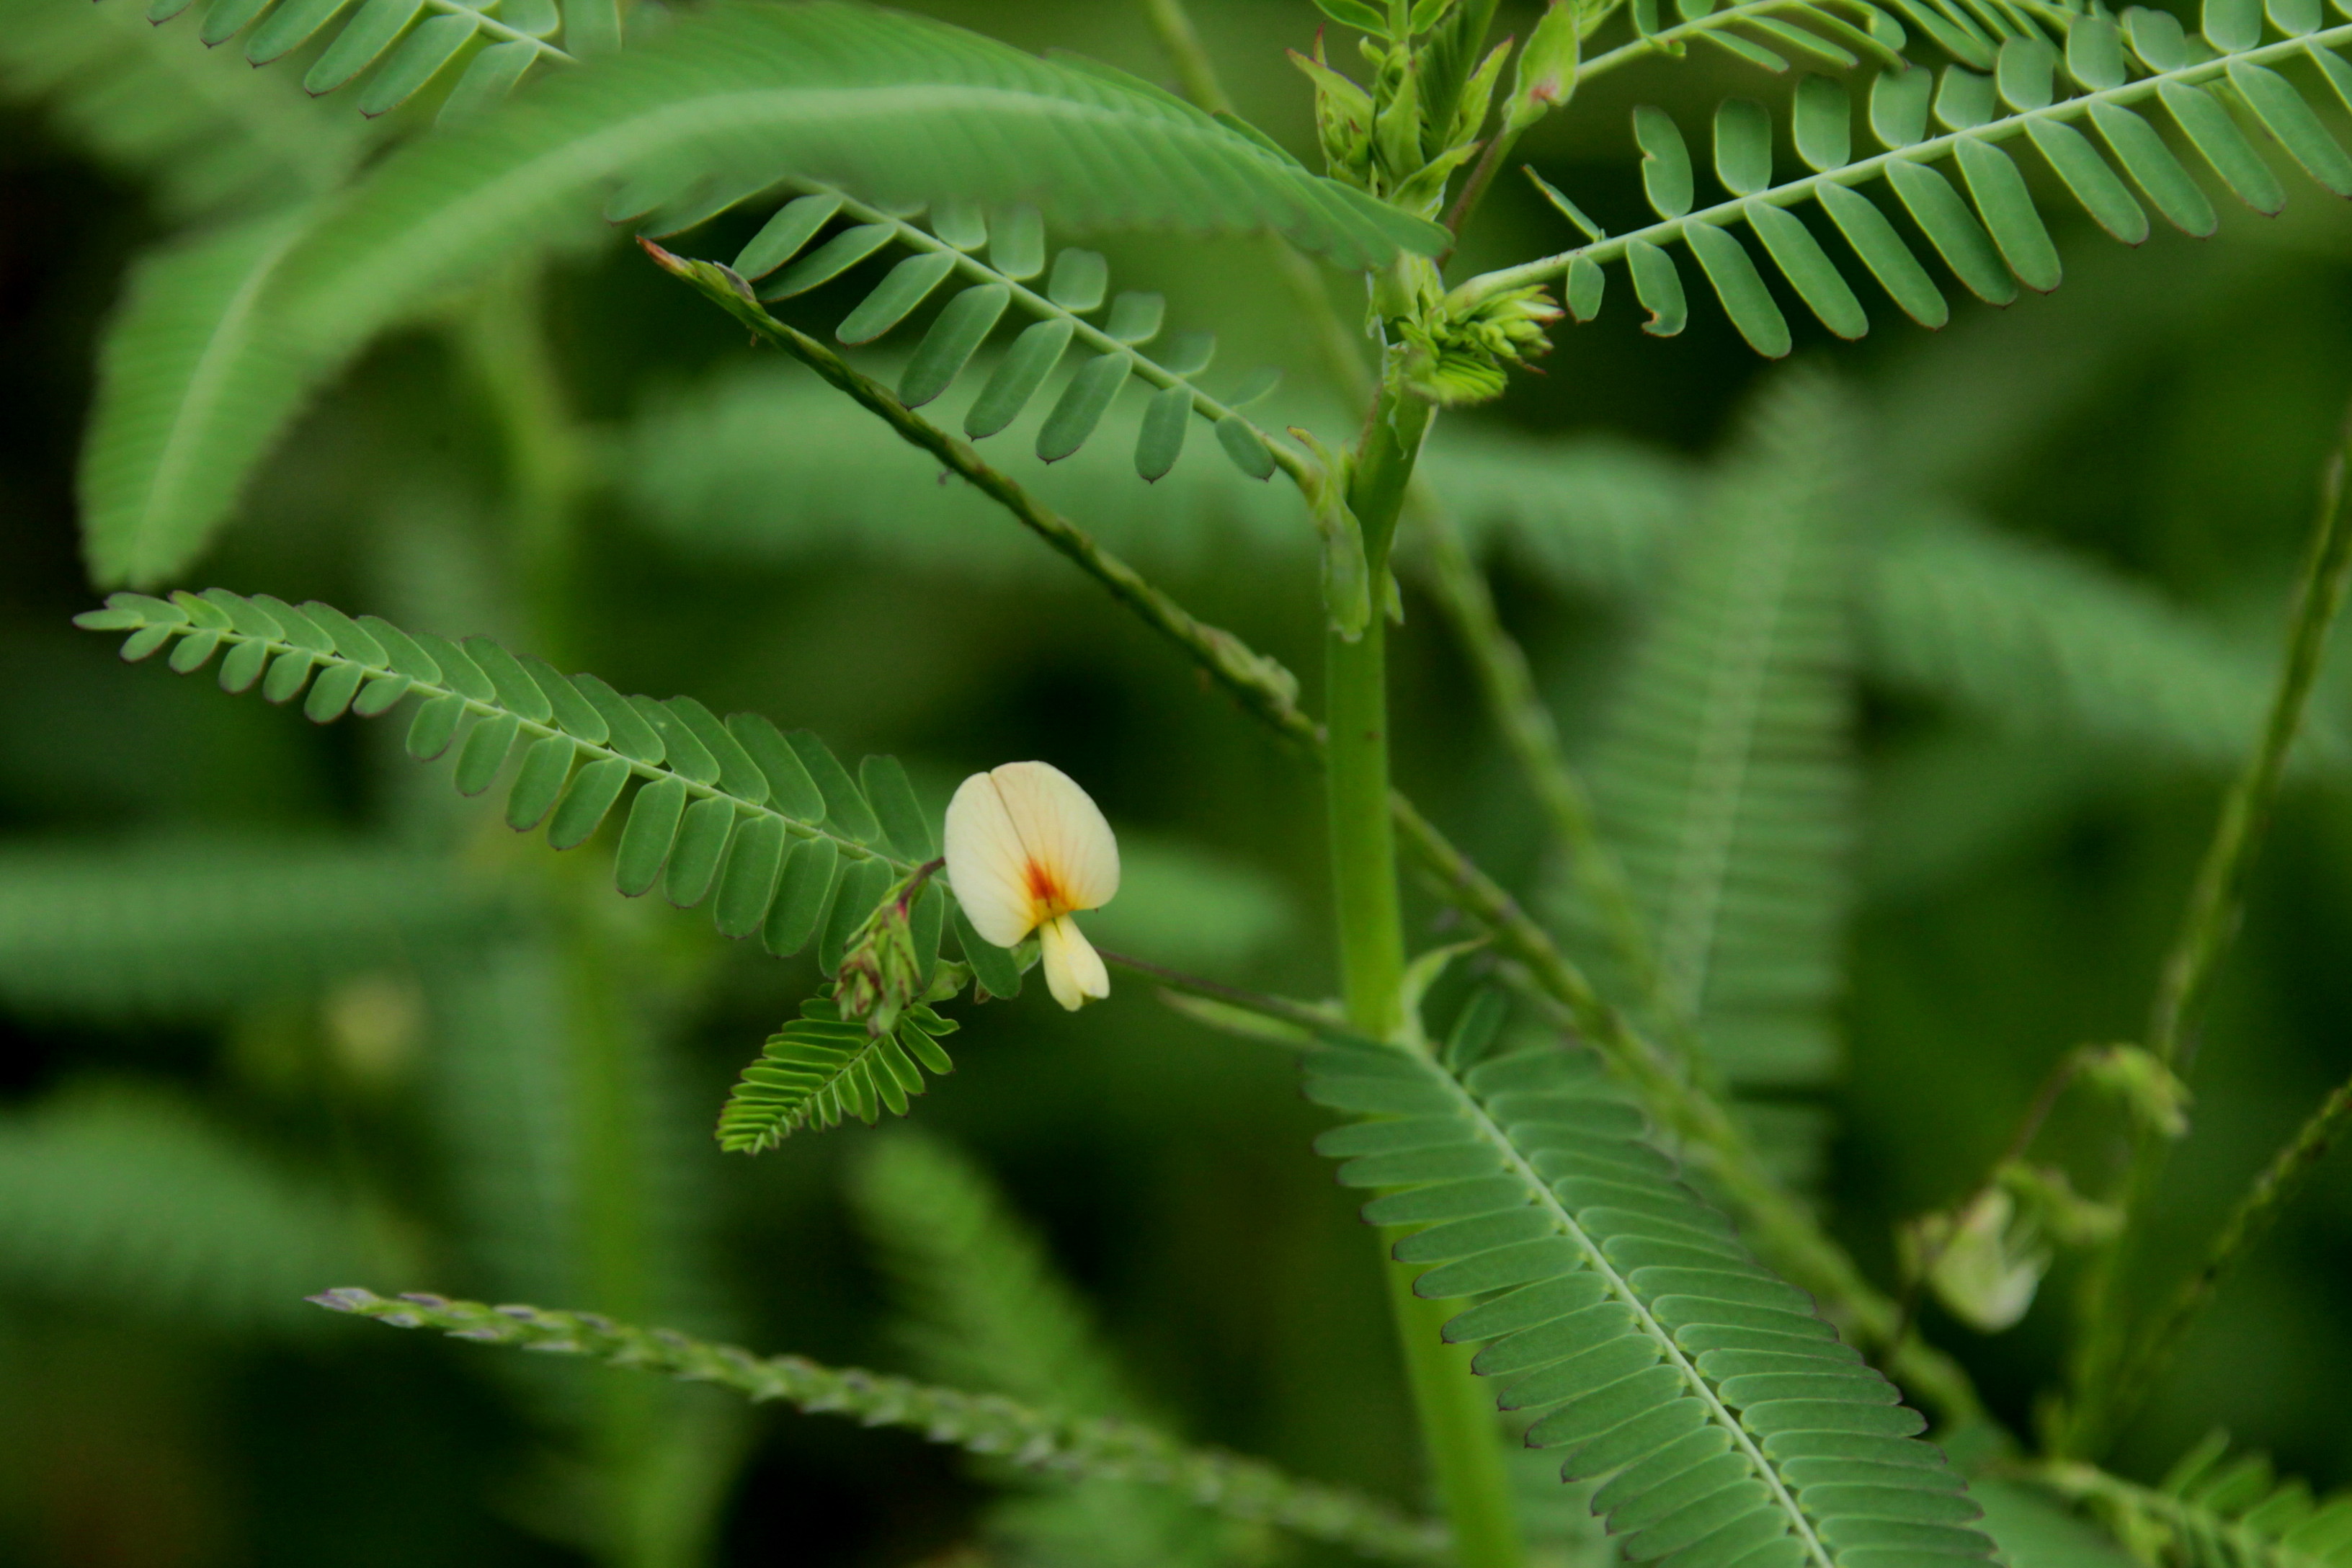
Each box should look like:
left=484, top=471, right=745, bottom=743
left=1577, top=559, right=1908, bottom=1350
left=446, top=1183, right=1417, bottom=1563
left=1434, top=1060, right=1835, bottom=1568
left=1461, top=19, right=2352, bottom=300
left=151, top=618, right=900, bottom=867
left=810, top=184, right=1312, bottom=484
left=287, top=84, right=1358, bottom=340
left=1654, top=477, right=1815, bottom=1021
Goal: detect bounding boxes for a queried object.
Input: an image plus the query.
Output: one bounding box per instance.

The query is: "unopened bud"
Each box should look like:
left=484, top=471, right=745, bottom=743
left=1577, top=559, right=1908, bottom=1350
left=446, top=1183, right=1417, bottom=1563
left=2077, top=1043, right=2191, bottom=1139
left=1503, top=1, right=1579, bottom=134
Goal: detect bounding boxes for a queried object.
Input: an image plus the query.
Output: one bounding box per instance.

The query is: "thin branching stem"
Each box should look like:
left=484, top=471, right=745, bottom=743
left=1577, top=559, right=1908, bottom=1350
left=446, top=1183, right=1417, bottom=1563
left=2064, top=400, right=2352, bottom=1456
left=312, top=1288, right=1452, bottom=1564
left=1572, top=0, right=1900, bottom=87
left=1098, top=948, right=1350, bottom=1038
left=641, top=242, right=1318, bottom=749
left=2104, top=1072, right=2352, bottom=1431
left=646, top=244, right=1990, bottom=1426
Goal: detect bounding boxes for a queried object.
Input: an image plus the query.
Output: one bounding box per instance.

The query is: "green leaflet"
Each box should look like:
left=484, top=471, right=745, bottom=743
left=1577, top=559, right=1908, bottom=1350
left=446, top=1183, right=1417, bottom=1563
left=2034, top=1437, right=2352, bottom=1568
left=74, top=587, right=925, bottom=984
left=78, top=210, right=324, bottom=589
left=1496, top=18, right=2352, bottom=355
left=1301, top=1026, right=1995, bottom=1568
left=716, top=996, right=961, bottom=1151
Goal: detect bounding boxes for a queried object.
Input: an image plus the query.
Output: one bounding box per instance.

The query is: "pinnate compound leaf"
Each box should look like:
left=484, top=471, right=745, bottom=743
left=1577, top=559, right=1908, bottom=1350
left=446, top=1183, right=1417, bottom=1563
left=1303, top=1016, right=1995, bottom=1568
left=1510, top=19, right=2352, bottom=355
left=72, top=589, right=921, bottom=983
left=79, top=210, right=324, bottom=589
left=273, top=0, right=1443, bottom=357
left=315, top=1287, right=1450, bottom=1562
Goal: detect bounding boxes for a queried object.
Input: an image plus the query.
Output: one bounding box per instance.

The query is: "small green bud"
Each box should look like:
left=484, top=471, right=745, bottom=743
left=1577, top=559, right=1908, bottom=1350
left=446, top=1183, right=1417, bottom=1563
left=1503, top=1, right=1580, bottom=134
left=2077, top=1043, right=2192, bottom=1139
left=1291, top=427, right=1371, bottom=639
left=834, top=870, right=939, bottom=1036
left=1291, top=44, right=1377, bottom=187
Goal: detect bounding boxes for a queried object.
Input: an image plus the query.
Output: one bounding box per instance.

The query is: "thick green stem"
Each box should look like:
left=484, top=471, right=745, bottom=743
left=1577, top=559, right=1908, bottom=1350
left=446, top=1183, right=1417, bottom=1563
left=2062, top=404, right=2352, bottom=1456
left=1330, top=391, right=1525, bottom=1568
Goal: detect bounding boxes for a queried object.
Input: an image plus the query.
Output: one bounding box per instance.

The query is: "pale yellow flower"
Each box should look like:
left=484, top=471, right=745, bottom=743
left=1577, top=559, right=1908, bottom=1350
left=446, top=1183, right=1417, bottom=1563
left=943, top=761, right=1120, bottom=1010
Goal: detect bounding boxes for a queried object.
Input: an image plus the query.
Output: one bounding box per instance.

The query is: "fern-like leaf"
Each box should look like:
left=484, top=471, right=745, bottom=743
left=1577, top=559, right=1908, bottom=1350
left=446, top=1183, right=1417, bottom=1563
left=109, top=0, right=574, bottom=122
left=0, top=1084, right=389, bottom=1331
left=273, top=1, right=1440, bottom=352
left=79, top=211, right=328, bottom=589
left=71, top=588, right=963, bottom=984
left=1594, top=0, right=1914, bottom=82
left=716, top=995, right=959, bottom=1152
left=1488, top=9, right=2352, bottom=353
left=662, top=184, right=1298, bottom=484
left=1574, top=371, right=1856, bottom=1106
left=1304, top=1020, right=1997, bottom=1568
left=0, top=0, right=368, bottom=217
left=311, top=1287, right=1452, bottom=1565
left=80, top=1, right=1438, bottom=586
left=0, top=835, right=502, bottom=1017
left=2037, top=1438, right=2352, bottom=1568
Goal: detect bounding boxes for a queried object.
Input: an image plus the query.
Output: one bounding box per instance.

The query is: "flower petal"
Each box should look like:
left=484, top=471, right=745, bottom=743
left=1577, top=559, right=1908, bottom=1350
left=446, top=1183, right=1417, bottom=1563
left=1038, top=914, right=1109, bottom=1010
left=943, top=770, right=1042, bottom=947
left=989, top=761, right=1119, bottom=912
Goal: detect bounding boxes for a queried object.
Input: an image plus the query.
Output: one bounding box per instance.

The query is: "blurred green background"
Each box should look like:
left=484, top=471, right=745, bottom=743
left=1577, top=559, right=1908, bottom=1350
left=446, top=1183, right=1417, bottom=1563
left=2, top=0, right=2349, bottom=1564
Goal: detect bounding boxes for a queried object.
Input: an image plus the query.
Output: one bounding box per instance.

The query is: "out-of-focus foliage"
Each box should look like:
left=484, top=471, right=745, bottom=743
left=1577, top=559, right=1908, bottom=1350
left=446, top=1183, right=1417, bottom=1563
left=6, top=0, right=2352, bottom=1564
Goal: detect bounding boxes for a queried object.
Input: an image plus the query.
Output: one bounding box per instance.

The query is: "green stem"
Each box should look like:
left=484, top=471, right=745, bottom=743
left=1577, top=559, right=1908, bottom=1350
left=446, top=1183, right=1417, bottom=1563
left=650, top=250, right=1993, bottom=1427
left=1332, top=391, right=1526, bottom=1568
left=559, top=915, right=662, bottom=1560
left=1440, top=126, right=1524, bottom=244
left=2103, top=1071, right=2352, bottom=1431
left=1138, top=0, right=1231, bottom=114
left=2063, top=401, right=2352, bottom=1456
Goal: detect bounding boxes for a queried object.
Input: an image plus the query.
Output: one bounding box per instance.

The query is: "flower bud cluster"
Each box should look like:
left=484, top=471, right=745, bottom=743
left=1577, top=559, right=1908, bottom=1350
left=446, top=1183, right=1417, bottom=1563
left=1292, top=0, right=1510, bottom=220
left=834, top=865, right=942, bottom=1037
left=1394, top=280, right=1564, bottom=407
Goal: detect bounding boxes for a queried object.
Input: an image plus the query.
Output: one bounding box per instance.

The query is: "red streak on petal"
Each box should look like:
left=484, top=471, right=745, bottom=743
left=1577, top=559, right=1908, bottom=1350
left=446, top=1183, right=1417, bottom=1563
left=1023, top=859, right=1067, bottom=917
